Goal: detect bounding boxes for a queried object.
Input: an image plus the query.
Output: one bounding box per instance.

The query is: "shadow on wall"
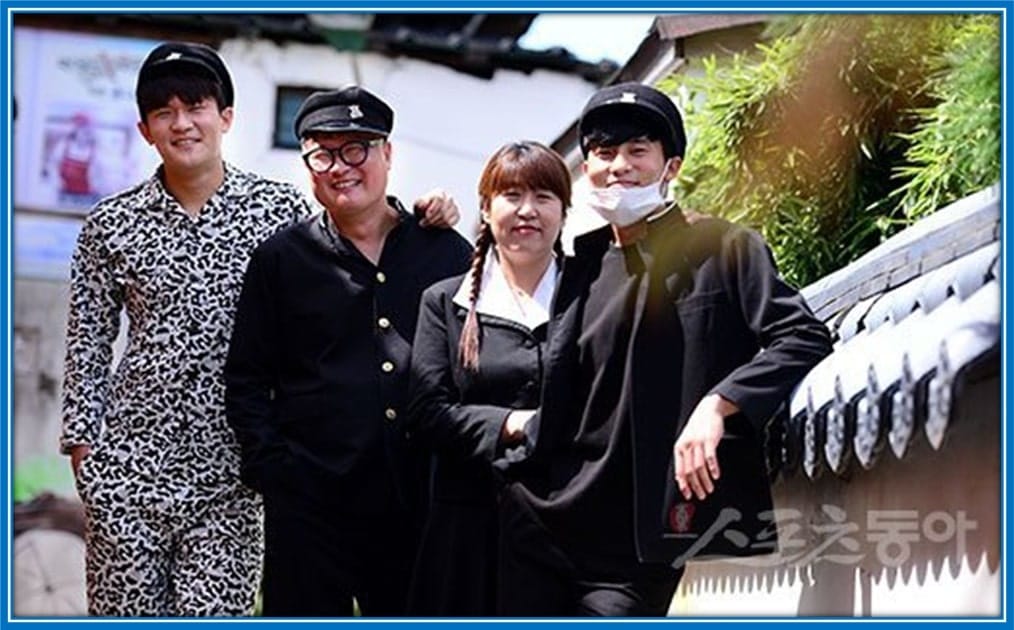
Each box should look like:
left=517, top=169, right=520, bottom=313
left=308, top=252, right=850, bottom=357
left=676, top=370, right=1000, bottom=617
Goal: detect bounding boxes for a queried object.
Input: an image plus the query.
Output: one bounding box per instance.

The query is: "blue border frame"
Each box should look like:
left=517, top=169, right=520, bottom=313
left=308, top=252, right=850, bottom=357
left=1, top=2, right=1009, bottom=627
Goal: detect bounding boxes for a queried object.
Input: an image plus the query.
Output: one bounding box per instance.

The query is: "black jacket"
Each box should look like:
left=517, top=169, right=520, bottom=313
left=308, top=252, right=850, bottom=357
left=404, top=275, right=548, bottom=615
left=407, top=274, right=546, bottom=503
left=512, top=208, right=832, bottom=563
left=225, top=201, right=472, bottom=514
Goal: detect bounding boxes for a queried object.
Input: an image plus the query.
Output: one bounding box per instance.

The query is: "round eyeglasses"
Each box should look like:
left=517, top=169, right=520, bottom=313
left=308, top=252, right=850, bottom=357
left=301, top=138, right=386, bottom=173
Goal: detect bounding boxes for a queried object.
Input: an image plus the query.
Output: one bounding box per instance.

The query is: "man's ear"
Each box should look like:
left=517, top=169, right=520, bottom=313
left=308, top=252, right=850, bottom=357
left=664, top=156, right=683, bottom=183
left=137, top=120, right=154, bottom=146
left=382, top=140, right=393, bottom=169
left=220, top=106, right=235, bottom=133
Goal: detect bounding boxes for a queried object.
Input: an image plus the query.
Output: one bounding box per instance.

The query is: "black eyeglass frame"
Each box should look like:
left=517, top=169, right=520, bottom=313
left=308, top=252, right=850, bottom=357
left=301, top=138, right=386, bottom=172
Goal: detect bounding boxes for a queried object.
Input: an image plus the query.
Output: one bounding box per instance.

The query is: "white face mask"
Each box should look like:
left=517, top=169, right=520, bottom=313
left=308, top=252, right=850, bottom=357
left=584, top=160, right=672, bottom=228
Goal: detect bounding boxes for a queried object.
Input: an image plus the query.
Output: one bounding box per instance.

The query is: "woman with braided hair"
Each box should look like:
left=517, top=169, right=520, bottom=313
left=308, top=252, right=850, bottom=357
left=405, top=141, right=570, bottom=615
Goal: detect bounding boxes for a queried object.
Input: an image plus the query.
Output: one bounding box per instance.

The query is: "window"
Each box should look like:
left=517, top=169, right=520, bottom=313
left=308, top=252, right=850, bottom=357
left=273, top=86, right=321, bottom=150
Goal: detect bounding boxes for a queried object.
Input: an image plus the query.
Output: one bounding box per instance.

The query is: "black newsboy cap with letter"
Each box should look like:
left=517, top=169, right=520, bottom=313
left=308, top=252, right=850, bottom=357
left=294, top=86, right=394, bottom=139
left=578, top=81, right=686, bottom=159
left=136, top=42, right=235, bottom=107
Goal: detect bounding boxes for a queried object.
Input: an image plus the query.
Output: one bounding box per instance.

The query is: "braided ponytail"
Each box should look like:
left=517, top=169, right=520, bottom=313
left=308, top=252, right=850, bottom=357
left=461, top=139, right=571, bottom=372
left=458, top=222, right=493, bottom=372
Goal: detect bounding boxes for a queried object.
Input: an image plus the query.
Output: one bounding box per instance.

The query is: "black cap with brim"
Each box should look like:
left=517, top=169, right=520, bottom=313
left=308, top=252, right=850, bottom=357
left=294, top=86, right=394, bottom=139
left=578, top=82, right=685, bottom=158
left=136, top=42, right=234, bottom=107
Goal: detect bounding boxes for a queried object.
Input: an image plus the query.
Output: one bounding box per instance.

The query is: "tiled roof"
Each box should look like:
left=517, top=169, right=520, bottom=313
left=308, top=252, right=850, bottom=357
left=771, top=185, right=1001, bottom=480
left=14, top=13, right=618, bottom=82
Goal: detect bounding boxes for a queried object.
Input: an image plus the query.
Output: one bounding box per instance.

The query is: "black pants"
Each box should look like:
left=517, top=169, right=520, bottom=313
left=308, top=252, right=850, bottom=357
left=497, top=487, right=683, bottom=617
left=260, top=462, right=417, bottom=617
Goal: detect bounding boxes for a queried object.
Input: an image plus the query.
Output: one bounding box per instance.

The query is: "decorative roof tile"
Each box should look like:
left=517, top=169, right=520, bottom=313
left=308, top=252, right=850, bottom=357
left=775, top=185, right=1000, bottom=480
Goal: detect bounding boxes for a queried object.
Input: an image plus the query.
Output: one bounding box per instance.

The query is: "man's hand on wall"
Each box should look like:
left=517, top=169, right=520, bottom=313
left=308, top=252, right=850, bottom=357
left=673, top=393, right=738, bottom=500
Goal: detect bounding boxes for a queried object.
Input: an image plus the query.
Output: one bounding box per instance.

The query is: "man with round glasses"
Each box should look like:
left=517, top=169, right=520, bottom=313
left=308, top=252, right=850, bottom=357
left=225, top=86, right=472, bottom=616
left=302, top=137, right=386, bottom=172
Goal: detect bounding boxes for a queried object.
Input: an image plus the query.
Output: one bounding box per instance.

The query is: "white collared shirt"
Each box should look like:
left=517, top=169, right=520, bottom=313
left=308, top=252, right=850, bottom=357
left=453, top=251, right=558, bottom=330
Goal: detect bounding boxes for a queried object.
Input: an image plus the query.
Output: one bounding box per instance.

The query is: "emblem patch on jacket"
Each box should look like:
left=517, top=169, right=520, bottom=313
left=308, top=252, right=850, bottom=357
left=669, top=502, right=696, bottom=534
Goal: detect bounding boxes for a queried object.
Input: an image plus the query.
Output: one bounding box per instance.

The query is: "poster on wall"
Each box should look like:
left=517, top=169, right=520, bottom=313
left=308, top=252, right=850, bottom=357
left=13, top=27, right=162, bottom=214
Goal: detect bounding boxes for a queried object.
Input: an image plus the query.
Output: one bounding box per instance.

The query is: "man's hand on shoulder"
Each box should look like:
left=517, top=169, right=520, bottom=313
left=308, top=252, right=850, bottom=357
left=414, top=188, right=460, bottom=229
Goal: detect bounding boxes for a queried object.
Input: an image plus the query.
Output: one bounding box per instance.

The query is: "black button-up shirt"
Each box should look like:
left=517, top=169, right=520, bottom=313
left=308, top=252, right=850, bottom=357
left=225, top=198, right=472, bottom=514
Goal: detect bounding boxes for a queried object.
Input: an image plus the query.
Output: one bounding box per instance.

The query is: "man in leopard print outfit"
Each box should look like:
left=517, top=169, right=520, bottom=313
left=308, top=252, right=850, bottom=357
left=59, top=42, right=458, bottom=616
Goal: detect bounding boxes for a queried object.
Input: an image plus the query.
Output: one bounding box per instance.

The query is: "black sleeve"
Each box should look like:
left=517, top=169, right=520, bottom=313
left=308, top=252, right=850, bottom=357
left=710, top=228, right=833, bottom=432
left=224, top=246, right=286, bottom=492
left=448, top=233, right=475, bottom=277
left=406, top=286, right=513, bottom=464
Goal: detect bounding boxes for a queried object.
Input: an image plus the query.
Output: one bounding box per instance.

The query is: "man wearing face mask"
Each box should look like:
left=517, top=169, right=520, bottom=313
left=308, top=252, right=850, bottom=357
left=496, top=83, right=832, bottom=616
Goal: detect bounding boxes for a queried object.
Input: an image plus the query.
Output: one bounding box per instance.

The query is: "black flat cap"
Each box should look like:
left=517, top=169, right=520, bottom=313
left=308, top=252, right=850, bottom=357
left=136, top=42, right=234, bottom=107
left=294, top=86, right=394, bottom=139
left=579, top=82, right=686, bottom=158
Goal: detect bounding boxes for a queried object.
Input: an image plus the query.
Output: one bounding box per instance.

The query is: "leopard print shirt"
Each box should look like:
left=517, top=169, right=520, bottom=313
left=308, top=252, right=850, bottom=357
left=60, top=163, right=314, bottom=488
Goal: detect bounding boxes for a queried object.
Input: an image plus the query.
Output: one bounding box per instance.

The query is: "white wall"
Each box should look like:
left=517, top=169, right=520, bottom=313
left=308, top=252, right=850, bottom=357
left=219, top=39, right=598, bottom=239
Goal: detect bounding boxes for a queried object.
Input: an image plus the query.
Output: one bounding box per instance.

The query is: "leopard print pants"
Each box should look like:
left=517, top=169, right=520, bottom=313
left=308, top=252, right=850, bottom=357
left=75, top=454, right=263, bottom=616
